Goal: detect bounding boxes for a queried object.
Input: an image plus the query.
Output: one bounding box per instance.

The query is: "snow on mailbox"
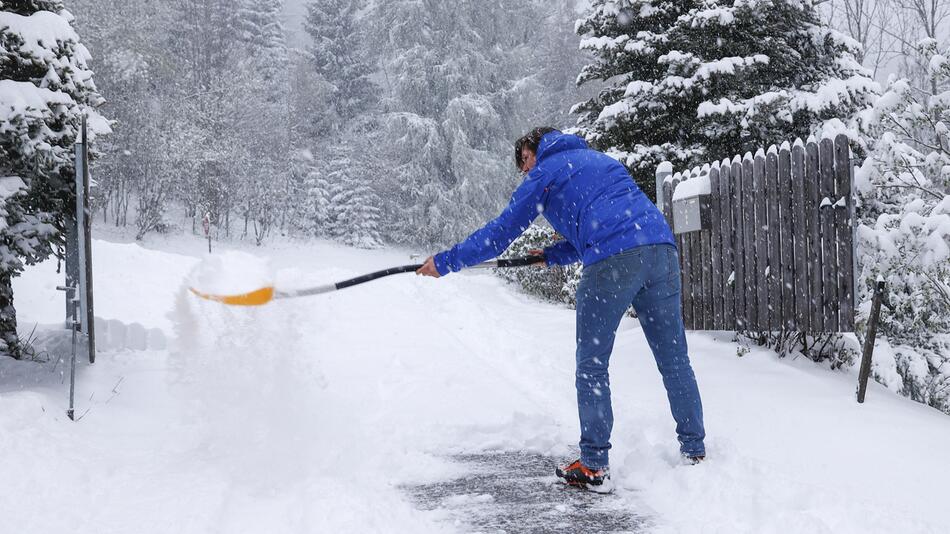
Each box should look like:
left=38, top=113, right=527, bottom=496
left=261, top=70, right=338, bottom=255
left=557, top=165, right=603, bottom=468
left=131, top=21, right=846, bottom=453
left=671, top=172, right=711, bottom=234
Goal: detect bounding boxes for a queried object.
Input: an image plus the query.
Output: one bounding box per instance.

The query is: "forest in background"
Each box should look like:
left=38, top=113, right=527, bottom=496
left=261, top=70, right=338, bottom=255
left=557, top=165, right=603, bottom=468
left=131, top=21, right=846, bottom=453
left=1, top=0, right=947, bottom=414
left=67, top=0, right=589, bottom=247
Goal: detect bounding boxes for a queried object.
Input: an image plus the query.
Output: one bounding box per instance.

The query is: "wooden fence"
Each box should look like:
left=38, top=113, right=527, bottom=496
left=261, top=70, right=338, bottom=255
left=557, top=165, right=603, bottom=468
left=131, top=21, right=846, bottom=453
left=657, top=134, right=856, bottom=333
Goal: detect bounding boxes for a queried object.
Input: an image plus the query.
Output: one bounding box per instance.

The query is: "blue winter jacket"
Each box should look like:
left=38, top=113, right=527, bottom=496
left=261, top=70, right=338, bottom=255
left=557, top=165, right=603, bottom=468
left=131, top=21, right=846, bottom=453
left=434, top=131, right=675, bottom=276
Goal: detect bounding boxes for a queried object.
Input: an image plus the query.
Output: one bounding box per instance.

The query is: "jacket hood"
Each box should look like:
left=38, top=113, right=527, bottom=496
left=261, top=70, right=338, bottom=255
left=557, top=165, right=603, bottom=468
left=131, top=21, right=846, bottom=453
left=536, top=131, right=589, bottom=162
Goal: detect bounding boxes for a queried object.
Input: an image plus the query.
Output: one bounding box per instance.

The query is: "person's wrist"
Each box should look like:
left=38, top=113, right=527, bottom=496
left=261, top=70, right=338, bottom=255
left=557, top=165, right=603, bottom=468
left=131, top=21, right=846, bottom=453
left=433, top=252, right=450, bottom=276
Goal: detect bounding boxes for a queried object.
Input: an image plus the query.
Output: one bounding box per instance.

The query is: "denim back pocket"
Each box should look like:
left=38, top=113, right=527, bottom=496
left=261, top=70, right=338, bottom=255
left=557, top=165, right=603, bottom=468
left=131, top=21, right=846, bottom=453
left=595, top=248, right=643, bottom=284
left=664, top=244, right=682, bottom=284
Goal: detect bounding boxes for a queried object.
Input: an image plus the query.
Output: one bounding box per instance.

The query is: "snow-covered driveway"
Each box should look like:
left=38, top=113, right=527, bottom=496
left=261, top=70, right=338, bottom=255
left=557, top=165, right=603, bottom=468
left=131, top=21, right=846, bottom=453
left=3, top=236, right=949, bottom=533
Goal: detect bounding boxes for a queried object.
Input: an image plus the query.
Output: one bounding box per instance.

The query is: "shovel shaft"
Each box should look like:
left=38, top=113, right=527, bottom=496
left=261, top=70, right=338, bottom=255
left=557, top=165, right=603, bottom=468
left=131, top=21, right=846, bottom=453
left=275, top=255, right=545, bottom=299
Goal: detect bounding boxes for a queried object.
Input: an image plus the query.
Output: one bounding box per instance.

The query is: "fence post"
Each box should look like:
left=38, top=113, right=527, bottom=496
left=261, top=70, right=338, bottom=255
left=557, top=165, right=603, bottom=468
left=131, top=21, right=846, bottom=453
left=655, top=162, right=672, bottom=213
left=857, top=280, right=886, bottom=403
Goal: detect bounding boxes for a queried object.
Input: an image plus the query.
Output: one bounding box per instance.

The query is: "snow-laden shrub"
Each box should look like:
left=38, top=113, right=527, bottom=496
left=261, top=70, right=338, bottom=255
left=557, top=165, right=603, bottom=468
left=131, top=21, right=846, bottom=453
left=495, top=224, right=582, bottom=307
left=855, top=38, right=950, bottom=413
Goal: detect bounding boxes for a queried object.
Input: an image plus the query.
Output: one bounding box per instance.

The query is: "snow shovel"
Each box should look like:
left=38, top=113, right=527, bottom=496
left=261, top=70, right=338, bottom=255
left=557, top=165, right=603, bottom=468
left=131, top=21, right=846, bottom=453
left=188, top=255, right=546, bottom=306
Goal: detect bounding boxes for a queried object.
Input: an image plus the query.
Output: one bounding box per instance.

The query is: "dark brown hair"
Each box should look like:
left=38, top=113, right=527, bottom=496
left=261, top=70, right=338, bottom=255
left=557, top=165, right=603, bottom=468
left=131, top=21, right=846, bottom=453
left=514, top=127, right=557, bottom=169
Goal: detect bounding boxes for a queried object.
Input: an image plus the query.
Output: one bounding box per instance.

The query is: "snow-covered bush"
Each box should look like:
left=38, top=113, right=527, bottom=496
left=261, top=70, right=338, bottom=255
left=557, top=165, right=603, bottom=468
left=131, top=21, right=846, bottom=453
left=496, top=224, right=582, bottom=307
left=855, top=38, right=950, bottom=413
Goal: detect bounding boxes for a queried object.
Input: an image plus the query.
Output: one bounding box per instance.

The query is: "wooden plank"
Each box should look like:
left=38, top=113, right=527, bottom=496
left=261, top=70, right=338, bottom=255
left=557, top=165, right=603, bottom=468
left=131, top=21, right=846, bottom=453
left=680, top=234, right=694, bottom=329
left=820, top=137, right=839, bottom=332
left=765, top=148, right=781, bottom=331
left=834, top=134, right=856, bottom=332
left=718, top=161, right=736, bottom=330
left=690, top=229, right=703, bottom=327
left=753, top=151, right=769, bottom=331
left=708, top=164, right=723, bottom=330
left=742, top=154, right=758, bottom=331
left=732, top=157, right=748, bottom=330
left=778, top=144, right=796, bottom=331
left=805, top=140, right=823, bottom=332
left=700, top=229, right=712, bottom=329
left=791, top=141, right=808, bottom=331
left=672, top=174, right=692, bottom=329
left=691, top=171, right=704, bottom=329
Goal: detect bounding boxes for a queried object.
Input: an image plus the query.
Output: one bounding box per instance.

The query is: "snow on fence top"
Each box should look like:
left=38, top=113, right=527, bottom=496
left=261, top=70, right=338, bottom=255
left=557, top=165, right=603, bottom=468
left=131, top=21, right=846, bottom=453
left=672, top=173, right=710, bottom=201
left=661, top=134, right=846, bottom=185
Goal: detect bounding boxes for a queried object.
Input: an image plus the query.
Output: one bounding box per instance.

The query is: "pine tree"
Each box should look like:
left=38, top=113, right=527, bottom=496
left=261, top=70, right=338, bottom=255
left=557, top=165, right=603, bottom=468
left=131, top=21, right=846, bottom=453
left=574, top=0, right=877, bottom=199
left=304, top=0, right=377, bottom=126
left=236, top=0, right=288, bottom=88
left=0, top=2, right=106, bottom=357
left=286, top=148, right=326, bottom=237
left=324, top=151, right=381, bottom=248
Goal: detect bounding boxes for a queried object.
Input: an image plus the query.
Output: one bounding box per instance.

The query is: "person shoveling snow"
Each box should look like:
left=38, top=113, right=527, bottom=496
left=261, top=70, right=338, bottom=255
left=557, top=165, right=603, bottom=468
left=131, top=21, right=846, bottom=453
left=416, top=127, right=707, bottom=493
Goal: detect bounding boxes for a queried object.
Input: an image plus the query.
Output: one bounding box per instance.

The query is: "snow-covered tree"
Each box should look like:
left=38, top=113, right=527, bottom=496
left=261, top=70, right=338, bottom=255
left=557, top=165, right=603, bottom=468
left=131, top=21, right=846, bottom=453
left=67, top=0, right=164, bottom=228
left=367, top=0, right=585, bottom=247
left=574, top=0, right=878, bottom=198
left=324, top=150, right=381, bottom=248
left=0, top=2, right=106, bottom=357
left=855, top=38, right=950, bottom=413
left=286, top=148, right=326, bottom=236
left=304, top=0, right=377, bottom=127
left=237, top=0, right=288, bottom=88
left=234, top=0, right=292, bottom=242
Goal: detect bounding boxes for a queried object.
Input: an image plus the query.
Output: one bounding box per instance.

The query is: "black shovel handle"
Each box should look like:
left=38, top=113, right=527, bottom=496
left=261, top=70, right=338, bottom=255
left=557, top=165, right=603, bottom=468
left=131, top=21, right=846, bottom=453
left=494, top=256, right=547, bottom=268
left=333, top=255, right=545, bottom=291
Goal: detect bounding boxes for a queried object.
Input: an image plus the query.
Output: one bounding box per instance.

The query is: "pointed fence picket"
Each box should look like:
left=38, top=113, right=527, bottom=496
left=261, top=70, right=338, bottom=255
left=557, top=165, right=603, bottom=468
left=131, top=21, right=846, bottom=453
left=657, top=134, right=856, bottom=333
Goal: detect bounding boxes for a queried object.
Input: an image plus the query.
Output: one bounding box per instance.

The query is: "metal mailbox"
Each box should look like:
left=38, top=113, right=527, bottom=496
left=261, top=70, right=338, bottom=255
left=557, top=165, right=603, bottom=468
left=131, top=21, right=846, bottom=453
left=671, top=174, right=711, bottom=234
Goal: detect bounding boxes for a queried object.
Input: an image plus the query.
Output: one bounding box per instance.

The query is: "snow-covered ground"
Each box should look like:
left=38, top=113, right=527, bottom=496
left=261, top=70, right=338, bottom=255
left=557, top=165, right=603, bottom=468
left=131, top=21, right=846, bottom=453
left=3, top=233, right=949, bottom=533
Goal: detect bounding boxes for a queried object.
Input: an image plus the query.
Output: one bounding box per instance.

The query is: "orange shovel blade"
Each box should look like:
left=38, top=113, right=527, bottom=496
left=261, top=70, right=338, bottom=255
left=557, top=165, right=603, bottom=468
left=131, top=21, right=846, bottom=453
left=188, top=286, right=275, bottom=306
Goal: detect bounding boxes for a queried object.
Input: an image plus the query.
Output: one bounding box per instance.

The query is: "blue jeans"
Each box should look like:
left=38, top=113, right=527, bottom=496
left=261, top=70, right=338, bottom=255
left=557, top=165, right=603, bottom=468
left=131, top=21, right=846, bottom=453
left=575, top=244, right=705, bottom=468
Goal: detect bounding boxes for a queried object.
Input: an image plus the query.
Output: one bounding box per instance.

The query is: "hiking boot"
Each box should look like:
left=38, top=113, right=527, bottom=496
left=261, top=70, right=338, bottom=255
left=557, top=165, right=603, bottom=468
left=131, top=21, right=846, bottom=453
left=555, top=459, right=613, bottom=493
left=683, top=454, right=706, bottom=465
